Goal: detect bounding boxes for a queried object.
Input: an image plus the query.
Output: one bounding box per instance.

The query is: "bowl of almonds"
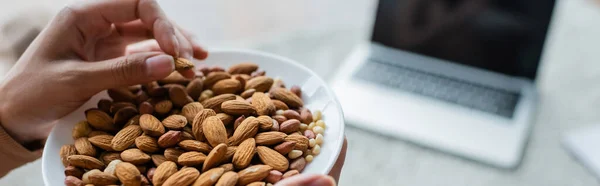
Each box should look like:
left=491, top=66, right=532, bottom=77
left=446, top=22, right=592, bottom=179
left=41, top=48, right=345, bottom=186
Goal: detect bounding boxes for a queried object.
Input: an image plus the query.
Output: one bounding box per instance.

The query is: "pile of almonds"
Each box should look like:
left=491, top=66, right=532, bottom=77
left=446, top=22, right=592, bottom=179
left=59, top=60, right=327, bottom=186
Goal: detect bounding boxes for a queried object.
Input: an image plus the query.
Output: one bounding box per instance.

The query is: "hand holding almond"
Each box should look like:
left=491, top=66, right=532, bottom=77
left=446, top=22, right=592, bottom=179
left=0, top=0, right=207, bottom=145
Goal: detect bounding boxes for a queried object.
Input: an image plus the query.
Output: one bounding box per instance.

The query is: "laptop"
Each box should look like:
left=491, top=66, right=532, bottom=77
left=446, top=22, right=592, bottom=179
left=332, top=0, right=556, bottom=168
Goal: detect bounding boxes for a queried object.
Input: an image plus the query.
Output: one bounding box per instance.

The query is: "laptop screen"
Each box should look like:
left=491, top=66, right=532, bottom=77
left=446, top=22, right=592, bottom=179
left=371, top=0, right=555, bottom=79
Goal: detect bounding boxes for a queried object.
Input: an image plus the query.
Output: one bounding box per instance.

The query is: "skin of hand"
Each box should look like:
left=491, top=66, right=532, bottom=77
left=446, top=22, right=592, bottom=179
left=0, top=0, right=208, bottom=145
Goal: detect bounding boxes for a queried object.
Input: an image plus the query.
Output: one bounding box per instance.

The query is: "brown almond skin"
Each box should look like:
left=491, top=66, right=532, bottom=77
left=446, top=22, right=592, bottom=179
left=279, top=119, right=301, bottom=134
left=135, top=135, right=160, bottom=153
left=178, top=140, right=213, bottom=154
left=186, top=78, right=204, bottom=100
left=290, top=157, right=307, bottom=172
left=252, top=92, right=276, bottom=116
left=192, top=167, right=225, bottom=186
left=146, top=167, right=156, bottom=181
left=255, top=116, right=274, bottom=131
left=290, top=85, right=302, bottom=98
left=265, top=170, right=282, bottom=184
left=161, top=114, right=187, bottom=130
left=216, top=113, right=234, bottom=126
left=232, top=138, right=255, bottom=170
left=112, top=125, right=143, bottom=151
left=67, top=155, right=105, bottom=170
left=237, top=165, right=273, bottom=186
left=65, top=176, right=83, bottom=186
left=85, top=109, right=116, bottom=131
left=255, top=132, right=287, bottom=146
left=221, top=100, right=256, bottom=116
left=154, top=100, right=173, bottom=115
left=164, top=148, right=183, bottom=162
left=88, top=171, right=119, bottom=185
left=271, top=88, right=303, bottom=108
left=212, top=79, right=242, bottom=95
left=219, top=164, right=234, bottom=172
left=139, top=101, right=154, bottom=115
left=162, top=167, right=200, bottom=186
left=120, top=148, right=151, bottom=165
left=299, top=108, right=313, bottom=124
left=60, top=145, right=78, bottom=167
left=245, top=76, right=274, bottom=92
left=182, top=102, right=204, bottom=123
left=178, top=151, right=207, bottom=166
left=72, top=121, right=92, bottom=140
left=203, top=143, right=228, bottom=172
left=115, top=162, right=142, bottom=186
left=100, top=152, right=122, bottom=165
left=282, top=110, right=301, bottom=121
left=240, top=89, right=256, bottom=99
left=282, top=170, right=299, bottom=179
left=139, top=114, right=165, bottom=137
left=97, top=99, right=113, bottom=114
left=88, top=134, right=114, bottom=151
left=228, top=62, right=258, bottom=75
left=256, top=146, right=289, bottom=172
left=110, top=102, right=137, bottom=114
left=225, top=146, right=237, bottom=162
left=204, top=71, right=232, bottom=89
left=274, top=141, right=296, bottom=155
left=107, top=87, right=136, bottom=103
left=215, top=171, right=238, bottom=186
left=271, top=100, right=289, bottom=111
left=228, top=117, right=259, bottom=146
left=64, top=166, right=85, bottom=178
left=153, top=161, right=177, bottom=186
left=113, top=107, right=139, bottom=126
left=202, top=116, right=228, bottom=147
left=174, top=57, right=194, bottom=70
left=158, top=130, right=183, bottom=148
left=233, top=115, right=245, bottom=130
left=247, top=182, right=267, bottom=186
left=159, top=71, right=190, bottom=85
left=192, top=109, right=217, bottom=141
left=272, top=115, right=287, bottom=125
left=169, top=85, right=194, bottom=107
left=74, top=137, right=96, bottom=156
left=151, top=154, right=167, bottom=167
left=284, top=134, right=309, bottom=151
left=201, top=93, right=236, bottom=111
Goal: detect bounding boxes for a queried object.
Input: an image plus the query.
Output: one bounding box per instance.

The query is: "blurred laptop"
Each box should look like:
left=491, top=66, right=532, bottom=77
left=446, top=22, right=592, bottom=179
left=332, top=0, right=556, bottom=168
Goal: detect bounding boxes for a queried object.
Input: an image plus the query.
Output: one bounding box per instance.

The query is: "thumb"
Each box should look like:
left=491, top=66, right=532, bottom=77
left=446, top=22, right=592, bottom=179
left=86, top=52, right=174, bottom=89
left=275, top=174, right=336, bottom=186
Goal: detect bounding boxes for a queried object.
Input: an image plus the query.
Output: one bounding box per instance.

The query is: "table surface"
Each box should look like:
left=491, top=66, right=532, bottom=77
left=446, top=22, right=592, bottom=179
left=0, top=0, right=600, bottom=185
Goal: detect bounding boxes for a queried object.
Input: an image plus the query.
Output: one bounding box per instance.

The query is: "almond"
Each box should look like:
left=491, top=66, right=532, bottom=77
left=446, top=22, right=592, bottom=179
left=233, top=115, right=245, bottom=130
left=245, top=76, right=273, bottom=92
left=199, top=89, right=214, bottom=102
left=124, top=115, right=141, bottom=127
left=60, top=145, right=78, bottom=167
left=290, top=85, right=301, bottom=98
left=203, top=116, right=228, bottom=147
left=64, top=166, right=85, bottom=178
left=88, top=134, right=114, bottom=151
left=272, top=116, right=287, bottom=126
left=202, top=93, right=236, bottom=111
left=279, top=119, right=301, bottom=134
left=85, top=109, right=116, bottom=131
left=100, top=152, right=122, bottom=165
left=151, top=154, right=167, bottom=167
left=88, top=130, right=110, bottom=138
left=136, top=165, right=148, bottom=174
left=271, top=88, right=303, bottom=108
left=147, top=167, right=156, bottom=181
left=274, top=141, right=296, bottom=155
left=204, top=72, right=231, bottom=89
left=182, top=131, right=195, bottom=140
left=178, top=151, right=207, bottom=166
left=174, top=57, right=194, bottom=70
left=107, top=87, right=136, bottom=103
left=237, top=165, right=273, bottom=186
left=192, top=109, right=216, bottom=141
left=282, top=170, right=299, bottom=179
left=120, top=148, right=151, bottom=165
left=284, top=134, right=309, bottom=151
left=182, top=102, right=204, bottom=123
left=212, top=79, right=242, bottom=95
left=158, top=130, right=183, bottom=148
left=247, top=182, right=267, bottom=186
left=162, top=167, right=200, bottom=186
left=289, top=157, right=306, bottom=172
left=113, top=107, right=139, bottom=126
left=104, top=159, right=122, bottom=176
left=225, top=146, right=237, bottom=162
left=64, top=176, right=83, bottom=186
left=112, top=125, right=143, bottom=151
left=169, top=85, right=194, bottom=107
left=255, top=116, right=274, bottom=131
left=97, top=99, right=113, bottom=114
left=164, top=148, right=183, bottom=162
left=135, top=135, right=160, bottom=153
left=139, top=114, right=165, bottom=137
left=299, top=108, right=313, bottom=124
left=282, top=110, right=301, bottom=121
left=216, top=113, right=234, bottom=126
left=232, top=138, right=255, bottom=170
left=221, top=100, right=256, bottom=115
left=271, top=119, right=280, bottom=131
left=215, top=171, right=238, bottom=186
left=203, top=143, right=228, bottom=171
left=271, top=100, right=289, bottom=111
left=110, top=102, right=137, bottom=114
left=88, top=171, right=118, bottom=185
left=265, top=170, right=282, bottom=184
left=251, top=92, right=275, bottom=116
left=255, top=132, right=286, bottom=145
left=82, top=169, right=101, bottom=184
left=67, top=155, right=105, bottom=170
left=228, top=62, right=258, bottom=75
left=154, top=100, right=173, bottom=115
left=186, top=78, right=204, bottom=100
left=220, top=163, right=234, bottom=172
left=153, top=161, right=178, bottom=186
left=192, top=167, right=225, bottom=186
left=240, top=89, right=256, bottom=99
left=161, top=114, right=187, bottom=130
left=233, top=75, right=247, bottom=90
left=228, top=117, right=259, bottom=146
left=75, top=137, right=96, bottom=156
left=143, top=81, right=167, bottom=97
left=256, top=146, right=289, bottom=172
left=251, top=70, right=265, bottom=77
left=115, top=162, right=142, bottom=186
left=72, top=121, right=92, bottom=139
left=159, top=71, right=190, bottom=85
left=178, top=140, right=212, bottom=154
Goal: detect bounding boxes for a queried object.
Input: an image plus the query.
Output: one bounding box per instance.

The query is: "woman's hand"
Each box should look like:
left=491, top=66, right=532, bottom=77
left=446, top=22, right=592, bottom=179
left=0, top=0, right=207, bottom=145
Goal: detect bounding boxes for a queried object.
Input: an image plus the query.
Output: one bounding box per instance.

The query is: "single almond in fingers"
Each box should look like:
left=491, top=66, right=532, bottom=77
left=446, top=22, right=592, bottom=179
left=215, top=171, right=238, bottom=186
left=135, top=135, right=160, bottom=153
left=88, top=134, right=114, bottom=151
left=256, top=146, right=289, bottom=172
left=178, top=151, right=207, bottom=166
left=192, top=167, right=225, bottom=186
left=237, top=165, right=273, bottom=186
left=152, top=161, right=177, bottom=186
left=203, top=143, right=228, bottom=172
left=192, top=109, right=216, bottom=141
left=161, top=114, right=187, bottom=130
left=203, top=116, right=228, bottom=147
left=251, top=92, right=275, bottom=116
left=178, top=140, right=212, bottom=154
left=232, top=138, right=255, bottom=170
left=228, top=117, right=259, bottom=146
left=115, top=162, right=142, bottom=186
left=139, top=114, right=165, bottom=137
left=74, top=137, right=96, bottom=156
left=255, top=132, right=286, bottom=146
left=112, top=125, right=143, bottom=151
left=221, top=100, right=256, bottom=116
left=162, top=167, right=200, bottom=186
left=67, top=155, right=104, bottom=170
left=174, top=57, right=194, bottom=70
left=182, top=102, right=204, bottom=123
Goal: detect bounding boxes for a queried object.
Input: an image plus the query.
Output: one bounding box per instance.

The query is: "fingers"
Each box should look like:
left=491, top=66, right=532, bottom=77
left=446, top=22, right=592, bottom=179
left=83, top=52, right=174, bottom=89
left=274, top=174, right=336, bottom=186
left=329, top=137, right=347, bottom=182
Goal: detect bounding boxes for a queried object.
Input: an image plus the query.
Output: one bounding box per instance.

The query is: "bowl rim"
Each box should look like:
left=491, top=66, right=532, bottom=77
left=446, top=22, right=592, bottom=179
left=42, top=48, right=345, bottom=184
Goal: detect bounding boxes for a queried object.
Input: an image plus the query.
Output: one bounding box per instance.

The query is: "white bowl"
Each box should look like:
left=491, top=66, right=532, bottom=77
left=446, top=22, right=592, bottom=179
left=42, top=48, right=346, bottom=185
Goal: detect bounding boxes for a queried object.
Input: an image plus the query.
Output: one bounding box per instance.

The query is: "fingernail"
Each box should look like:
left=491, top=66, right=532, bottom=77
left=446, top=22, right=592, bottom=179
left=171, top=34, right=180, bottom=57
left=145, top=54, right=174, bottom=79
left=308, top=175, right=336, bottom=186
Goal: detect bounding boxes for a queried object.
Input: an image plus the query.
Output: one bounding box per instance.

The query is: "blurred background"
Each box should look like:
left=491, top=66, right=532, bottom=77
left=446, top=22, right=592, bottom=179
left=1, top=0, right=600, bottom=185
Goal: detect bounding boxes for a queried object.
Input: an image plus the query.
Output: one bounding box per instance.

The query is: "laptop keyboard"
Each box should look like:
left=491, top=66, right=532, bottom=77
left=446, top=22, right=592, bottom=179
left=353, top=59, right=520, bottom=118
